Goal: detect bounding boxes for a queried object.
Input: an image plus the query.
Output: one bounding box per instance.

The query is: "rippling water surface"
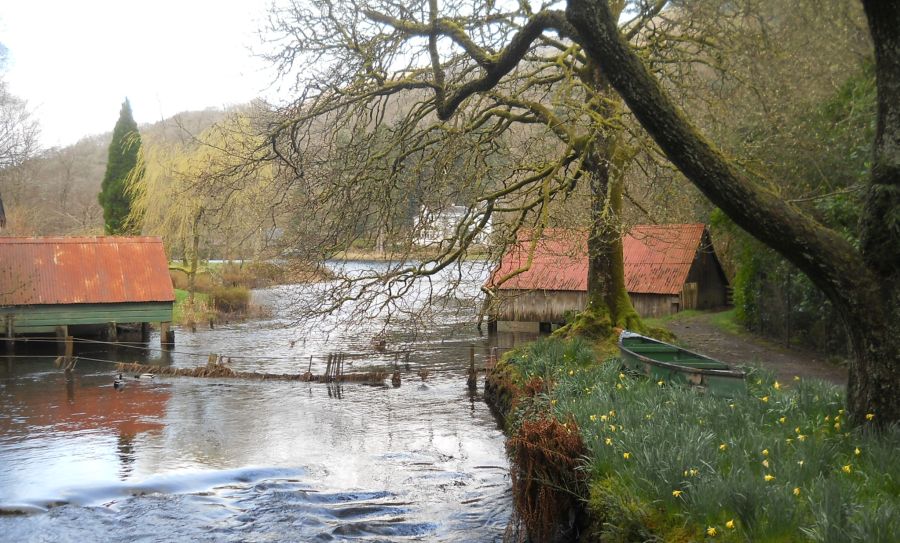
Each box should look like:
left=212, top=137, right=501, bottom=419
left=0, top=261, right=514, bottom=541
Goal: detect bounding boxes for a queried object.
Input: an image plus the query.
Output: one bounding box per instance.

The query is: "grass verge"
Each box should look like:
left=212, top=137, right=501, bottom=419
left=490, top=337, right=898, bottom=542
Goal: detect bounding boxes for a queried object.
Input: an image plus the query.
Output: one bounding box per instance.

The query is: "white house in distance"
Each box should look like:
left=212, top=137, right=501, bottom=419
left=414, top=205, right=492, bottom=247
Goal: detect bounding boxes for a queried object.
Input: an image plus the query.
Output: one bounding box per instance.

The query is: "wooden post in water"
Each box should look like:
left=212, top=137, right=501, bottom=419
left=325, top=353, right=333, bottom=382
left=63, top=335, right=75, bottom=381
left=140, top=322, right=150, bottom=343
left=4, top=316, right=13, bottom=354
left=55, top=325, right=68, bottom=355
left=467, top=344, right=477, bottom=390
left=160, top=321, right=174, bottom=349
left=107, top=322, right=118, bottom=342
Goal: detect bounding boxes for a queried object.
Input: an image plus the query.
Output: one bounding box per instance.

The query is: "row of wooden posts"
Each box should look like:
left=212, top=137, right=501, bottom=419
left=10, top=337, right=507, bottom=389
left=3, top=322, right=176, bottom=355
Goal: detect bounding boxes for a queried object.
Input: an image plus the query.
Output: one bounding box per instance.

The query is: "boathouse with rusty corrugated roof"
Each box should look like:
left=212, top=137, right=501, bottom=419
left=0, top=236, right=175, bottom=347
left=486, top=225, right=729, bottom=332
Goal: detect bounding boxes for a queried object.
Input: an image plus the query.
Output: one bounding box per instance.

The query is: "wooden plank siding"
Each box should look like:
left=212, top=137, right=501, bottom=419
left=493, top=290, right=587, bottom=323
left=1, top=303, right=173, bottom=334
left=631, top=293, right=682, bottom=318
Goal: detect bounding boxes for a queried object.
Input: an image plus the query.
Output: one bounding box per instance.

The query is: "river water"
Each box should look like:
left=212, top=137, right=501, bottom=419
left=0, top=261, right=517, bottom=542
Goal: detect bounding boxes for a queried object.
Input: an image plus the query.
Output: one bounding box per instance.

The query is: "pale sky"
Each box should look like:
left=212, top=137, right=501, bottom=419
left=0, top=0, right=278, bottom=148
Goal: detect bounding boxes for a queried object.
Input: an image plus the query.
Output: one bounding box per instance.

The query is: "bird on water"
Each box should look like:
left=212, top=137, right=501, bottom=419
left=113, top=373, right=126, bottom=390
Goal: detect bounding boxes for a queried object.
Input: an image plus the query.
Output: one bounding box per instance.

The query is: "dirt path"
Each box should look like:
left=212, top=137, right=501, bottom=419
left=663, top=311, right=847, bottom=386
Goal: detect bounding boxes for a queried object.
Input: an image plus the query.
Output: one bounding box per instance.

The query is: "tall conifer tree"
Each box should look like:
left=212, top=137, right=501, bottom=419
left=98, top=98, right=141, bottom=234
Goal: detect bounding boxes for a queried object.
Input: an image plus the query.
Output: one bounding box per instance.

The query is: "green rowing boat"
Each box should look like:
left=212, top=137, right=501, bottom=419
left=618, top=331, right=747, bottom=396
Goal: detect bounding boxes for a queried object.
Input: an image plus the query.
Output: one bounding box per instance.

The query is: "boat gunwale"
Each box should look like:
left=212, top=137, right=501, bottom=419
left=618, top=332, right=746, bottom=379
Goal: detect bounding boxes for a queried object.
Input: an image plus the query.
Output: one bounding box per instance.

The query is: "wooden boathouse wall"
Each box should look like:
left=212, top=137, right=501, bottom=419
left=1, top=303, right=173, bottom=334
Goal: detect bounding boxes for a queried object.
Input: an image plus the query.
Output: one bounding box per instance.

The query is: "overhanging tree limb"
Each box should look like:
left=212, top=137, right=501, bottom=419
left=566, top=0, right=876, bottom=312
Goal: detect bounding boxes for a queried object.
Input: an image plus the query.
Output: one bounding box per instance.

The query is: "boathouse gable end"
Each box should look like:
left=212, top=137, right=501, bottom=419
left=487, top=225, right=729, bottom=328
left=0, top=236, right=174, bottom=338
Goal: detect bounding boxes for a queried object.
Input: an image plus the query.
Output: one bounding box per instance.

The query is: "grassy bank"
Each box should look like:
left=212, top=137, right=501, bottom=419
left=489, top=338, right=898, bottom=542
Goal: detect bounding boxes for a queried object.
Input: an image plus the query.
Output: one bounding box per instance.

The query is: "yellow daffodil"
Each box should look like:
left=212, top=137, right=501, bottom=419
left=690, top=468, right=699, bottom=477
left=793, top=487, right=801, bottom=496
left=779, top=417, right=786, bottom=424
left=834, top=422, right=841, bottom=431
left=854, top=447, right=861, bottom=456
left=551, top=399, right=557, bottom=406
left=719, top=443, right=727, bottom=451
left=619, top=372, right=625, bottom=379
left=616, top=383, right=623, bottom=390
left=762, top=459, right=770, bottom=468
left=798, top=434, right=807, bottom=442
left=773, top=381, right=781, bottom=390
left=838, top=409, right=844, bottom=415
left=825, top=415, right=831, bottom=422
left=657, top=380, right=664, bottom=386
left=842, top=464, right=852, bottom=474
left=762, top=449, right=769, bottom=456
left=600, top=414, right=608, bottom=422
left=795, top=427, right=801, bottom=434
left=797, top=460, right=804, bottom=466
left=622, top=452, right=631, bottom=460
left=786, top=438, right=793, bottom=444
left=726, top=520, right=735, bottom=529
left=645, top=414, right=653, bottom=420
left=760, top=396, right=769, bottom=403
left=609, top=410, right=616, bottom=417
left=793, top=375, right=800, bottom=381
left=729, top=403, right=735, bottom=409
left=568, top=369, right=574, bottom=376
left=707, top=526, right=717, bottom=537
left=609, top=425, right=617, bottom=432
left=866, top=413, right=875, bottom=421
left=672, top=489, right=683, bottom=497
left=605, top=437, right=613, bottom=446
left=589, top=415, right=597, bottom=422
left=764, top=474, right=775, bottom=482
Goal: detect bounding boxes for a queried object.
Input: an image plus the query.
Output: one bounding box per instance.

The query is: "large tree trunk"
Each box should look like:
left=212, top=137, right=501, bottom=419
left=565, top=69, right=644, bottom=338
left=566, top=0, right=899, bottom=425
left=851, top=0, right=900, bottom=424
left=582, top=146, right=642, bottom=334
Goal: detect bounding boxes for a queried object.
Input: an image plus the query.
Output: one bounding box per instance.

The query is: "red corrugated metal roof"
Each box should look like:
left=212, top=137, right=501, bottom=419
left=0, top=236, right=175, bottom=306
left=488, top=224, right=707, bottom=295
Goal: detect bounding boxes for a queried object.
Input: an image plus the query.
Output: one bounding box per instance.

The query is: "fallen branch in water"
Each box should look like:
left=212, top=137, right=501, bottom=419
left=115, top=361, right=390, bottom=384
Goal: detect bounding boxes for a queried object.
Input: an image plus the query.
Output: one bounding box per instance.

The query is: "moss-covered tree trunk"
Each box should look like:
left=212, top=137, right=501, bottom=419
left=581, top=146, right=642, bottom=334
left=849, top=0, right=900, bottom=425
left=567, top=0, right=900, bottom=426
left=566, top=69, right=644, bottom=338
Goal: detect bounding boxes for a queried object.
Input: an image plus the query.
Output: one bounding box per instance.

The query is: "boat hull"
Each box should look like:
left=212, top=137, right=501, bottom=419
left=618, top=331, right=746, bottom=396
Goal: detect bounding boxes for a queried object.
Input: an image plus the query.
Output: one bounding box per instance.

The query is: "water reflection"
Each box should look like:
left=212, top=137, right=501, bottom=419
left=0, top=261, right=513, bottom=541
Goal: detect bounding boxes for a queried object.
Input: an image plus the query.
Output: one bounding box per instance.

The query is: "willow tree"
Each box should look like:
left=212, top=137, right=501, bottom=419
left=128, top=113, right=281, bottom=310
left=262, top=0, right=699, bottom=335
